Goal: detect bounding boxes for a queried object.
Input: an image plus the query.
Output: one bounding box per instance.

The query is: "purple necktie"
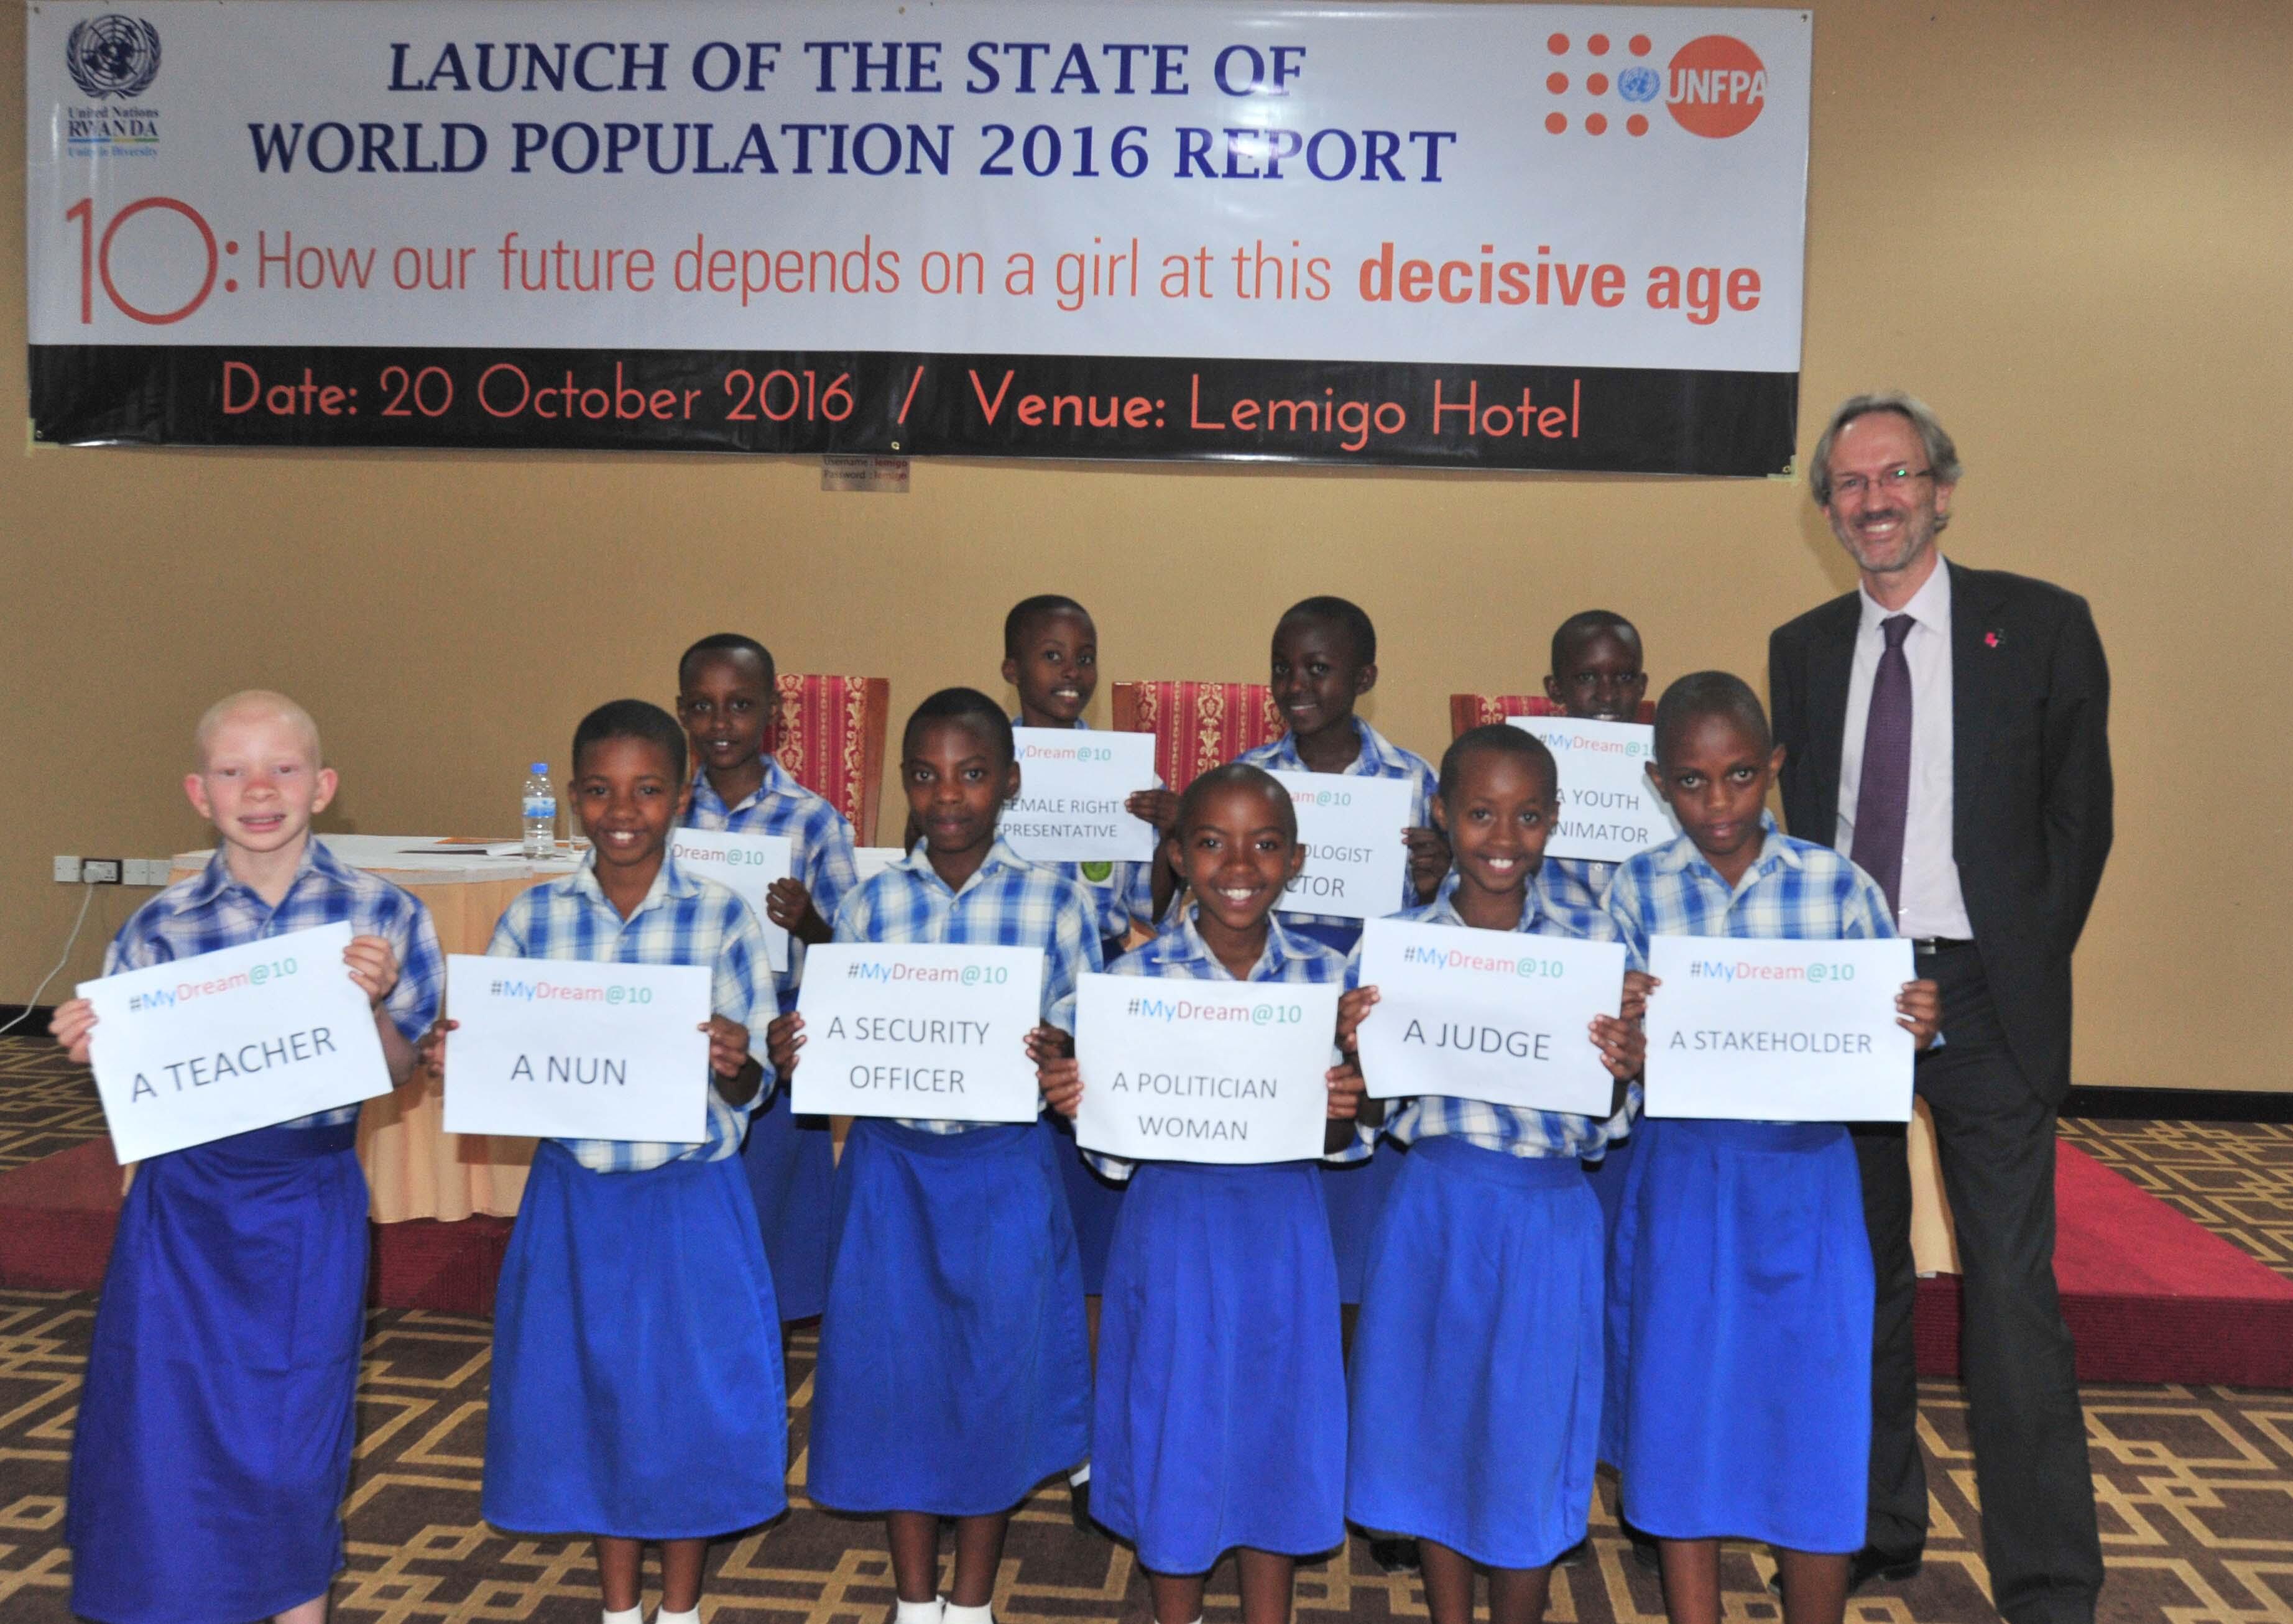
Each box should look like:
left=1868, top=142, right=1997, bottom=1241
left=1852, top=614, right=1916, bottom=921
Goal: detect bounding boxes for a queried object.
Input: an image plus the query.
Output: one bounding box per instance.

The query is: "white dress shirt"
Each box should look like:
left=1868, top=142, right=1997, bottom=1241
left=1836, top=555, right=1975, bottom=940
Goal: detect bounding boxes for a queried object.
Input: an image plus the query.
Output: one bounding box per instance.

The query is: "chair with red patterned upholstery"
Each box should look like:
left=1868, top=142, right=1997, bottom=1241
left=1447, top=693, right=1656, bottom=737
left=1110, top=680, right=1286, bottom=793
left=773, top=674, right=891, bottom=845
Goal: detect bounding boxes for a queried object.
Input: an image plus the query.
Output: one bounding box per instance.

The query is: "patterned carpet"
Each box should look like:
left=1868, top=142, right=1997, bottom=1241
left=1, top=1039, right=2290, bottom=1624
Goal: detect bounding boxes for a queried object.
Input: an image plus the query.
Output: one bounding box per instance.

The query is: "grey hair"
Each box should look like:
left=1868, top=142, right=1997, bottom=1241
left=1808, top=392, right=1963, bottom=510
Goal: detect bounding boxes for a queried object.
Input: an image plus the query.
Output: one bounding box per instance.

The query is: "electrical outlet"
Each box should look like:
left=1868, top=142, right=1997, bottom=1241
left=80, top=859, right=122, bottom=885
left=53, top=855, right=81, bottom=883
left=124, top=858, right=172, bottom=887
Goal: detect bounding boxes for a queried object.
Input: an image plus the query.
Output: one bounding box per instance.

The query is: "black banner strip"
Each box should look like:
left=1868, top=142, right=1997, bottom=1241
left=30, top=346, right=1796, bottom=474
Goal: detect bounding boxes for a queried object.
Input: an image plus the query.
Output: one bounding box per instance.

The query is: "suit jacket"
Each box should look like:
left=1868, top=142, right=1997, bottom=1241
left=1769, top=562, right=2112, bottom=1104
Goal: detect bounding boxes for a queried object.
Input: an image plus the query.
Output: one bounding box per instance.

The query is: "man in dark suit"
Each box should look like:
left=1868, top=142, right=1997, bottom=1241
left=1769, top=393, right=2111, bottom=1624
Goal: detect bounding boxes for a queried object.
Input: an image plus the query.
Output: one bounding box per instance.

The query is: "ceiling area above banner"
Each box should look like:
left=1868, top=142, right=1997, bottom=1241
left=25, top=2, right=1812, bottom=472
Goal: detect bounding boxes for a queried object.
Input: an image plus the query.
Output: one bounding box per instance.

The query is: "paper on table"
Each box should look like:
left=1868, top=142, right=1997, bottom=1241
left=793, top=943, right=1046, bottom=1122
left=78, top=921, right=393, bottom=1163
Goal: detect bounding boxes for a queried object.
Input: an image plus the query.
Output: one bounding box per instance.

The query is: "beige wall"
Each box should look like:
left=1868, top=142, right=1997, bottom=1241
left=4, top=3, right=2287, bottom=1089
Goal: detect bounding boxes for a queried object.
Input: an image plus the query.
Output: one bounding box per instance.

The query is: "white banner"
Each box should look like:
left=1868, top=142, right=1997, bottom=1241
left=1354, top=916, right=1625, bottom=1117
left=78, top=921, right=392, bottom=1163
left=441, top=953, right=713, bottom=1141
left=1507, top=716, right=1677, bottom=864
left=670, top=828, right=793, bottom=972
left=1073, top=972, right=1339, bottom=1164
left=1643, top=936, right=1917, bottom=1123
left=1268, top=770, right=1415, bottom=921
left=1003, top=728, right=1159, bottom=864
left=791, top=943, right=1045, bottom=1122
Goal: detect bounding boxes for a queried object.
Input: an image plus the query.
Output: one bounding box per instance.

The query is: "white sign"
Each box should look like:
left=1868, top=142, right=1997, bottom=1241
left=1073, top=973, right=1340, bottom=1164
left=1004, top=729, right=1160, bottom=864
left=441, top=954, right=713, bottom=1142
left=1643, top=936, right=1917, bottom=1123
left=1354, top=917, right=1625, bottom=1117
left=792, top=943, right=1045, bottom=1122
left=670, top=829, right=793, bottom=972
left=1268, top=771, right=1416, bottom=920
left=1507, top=716, right=1679, bottom=864
left=78, top=921, right=392, bottom=1163
left=853, top=847, right=905, bottom=885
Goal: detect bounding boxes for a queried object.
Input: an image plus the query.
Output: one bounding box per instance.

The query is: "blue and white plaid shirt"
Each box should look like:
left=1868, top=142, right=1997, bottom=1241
left=1347, top=872, right=1633, bottom=1161
left=1603, top=815, right=1899, bottom=973
left=486, top=855, right=771, bottom=1173
left=1235, top=717, right=1439, bottom=928
left=1087, top=908, right=1367, bottom=1181
left=833, top=836, right=1102, bottom=1134
left=1012, top=715, right=1161, bottom=945
left=1539, top=856, right=1619, bottom=915
left=685, top=759, right=859, bottom=1010
left=106, top=841, right=444, bottom=1129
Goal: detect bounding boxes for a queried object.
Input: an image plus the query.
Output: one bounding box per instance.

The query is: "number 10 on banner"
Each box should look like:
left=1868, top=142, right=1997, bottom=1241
left=65, top=195, right=220, bottom=326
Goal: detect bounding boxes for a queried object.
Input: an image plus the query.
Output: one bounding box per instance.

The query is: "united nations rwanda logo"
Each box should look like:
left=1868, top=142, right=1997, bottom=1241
left=65, top=14, right=162, bottom=100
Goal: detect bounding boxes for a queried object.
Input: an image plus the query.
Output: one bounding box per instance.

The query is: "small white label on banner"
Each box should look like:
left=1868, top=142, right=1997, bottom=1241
left=79, top=921, right=391, bottom=1163
left=793, top=943, right=1045, bottom=1122
left=1073, top=972, right=1340, bottom=1165
left=1506, top=717, right=1679, bottom=864
left=442, top=954, right=713, bottom=1142
left=1354, top=916, right=1625, bottom=1118
left=1643, top=936, right=1917, bottom=1123
left=1266, top=771, right=1416, bottom=920
left=1004, top=729, right=1159, bottom=864
left=670, top=829, right=793, bottom=973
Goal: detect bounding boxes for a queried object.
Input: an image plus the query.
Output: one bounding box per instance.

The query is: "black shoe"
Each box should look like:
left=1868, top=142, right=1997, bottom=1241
left=1766, top=1546, right=1923, bottom=1599
left=1554, top=1537, right=1590, bottom=1569
left=1369, top=1537, right=1421, bottom=1573
left=1618, top=1513, right=1661, bottom=1572
left=1069, top=1477, right=1094, bottom=1533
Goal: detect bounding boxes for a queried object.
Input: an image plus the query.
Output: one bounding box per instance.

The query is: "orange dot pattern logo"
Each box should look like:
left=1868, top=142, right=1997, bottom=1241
left=1541, top=29, right=1765, bottom=140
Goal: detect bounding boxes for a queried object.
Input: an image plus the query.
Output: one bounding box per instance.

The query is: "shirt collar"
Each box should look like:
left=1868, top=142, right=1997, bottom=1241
left=177, top=834, right=334, bottom=911
left=689, top=757, right=800, bottom=817
left=1162, top=905, right=1304, bottom=981
left=1431, top=869, right=1546, bottom=934
left=897, top=834, right=1029, bottom=897
left=1273, top=715, right=1381, bottom=774
left=1858, top=553, right=1952, bottom=640
left=568, top=849, right=700, bottom=919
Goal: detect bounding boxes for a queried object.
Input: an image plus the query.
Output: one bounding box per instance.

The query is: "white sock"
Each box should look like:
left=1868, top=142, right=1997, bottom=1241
left=656, top=1609, right=701, bottom=1624
left=894, top=1599, right=945, bottom=1624
left=602, top=1608, right=641, bottom=1624
left=944, top=1603, right=994, bottom=1624
left=1068, top=1462, right=1092, bottom=1487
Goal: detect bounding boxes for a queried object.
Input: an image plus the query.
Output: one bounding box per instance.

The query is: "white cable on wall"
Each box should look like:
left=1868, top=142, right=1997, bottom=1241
left=0, top=880, right=101, bottom=1038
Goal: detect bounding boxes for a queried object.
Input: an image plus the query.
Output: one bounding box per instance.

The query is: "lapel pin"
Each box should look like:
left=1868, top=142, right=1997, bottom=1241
left=1984, top=630, right=2003, bottom=648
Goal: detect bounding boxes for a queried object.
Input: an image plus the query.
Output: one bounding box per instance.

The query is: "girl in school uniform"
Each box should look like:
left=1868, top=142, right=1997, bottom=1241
left=770, top=689, right=1099, bottom=1624
left=425, top=701, right=787, bottom=1624
left=1340, top=727, right=1646, bottom=1624
left=1603, top=675, right=1937, bottom=1624
left=1035, top=762, right=1368, bottom=1624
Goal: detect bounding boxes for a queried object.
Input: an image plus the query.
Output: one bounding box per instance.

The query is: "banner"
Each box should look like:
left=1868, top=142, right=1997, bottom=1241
left=1354, top=916, right=1625, bottom=1117
left=78, top=921, right=392, bottom=1162
left=1270, top=770, right=1415, bottom=921
left=1643, top=936, right=1917, bottom=1123
left=791, top=943, right=1045, bottom=1121
left=1506, top=716, right=1678, bottom=863
left=1073, top=972, right=1339, bottom=1164
left=27, top=2, right=1810, bottom=469
left=1004, top=727, right=1160, bottom=864
left=441, top=954, right=714, bottom=1141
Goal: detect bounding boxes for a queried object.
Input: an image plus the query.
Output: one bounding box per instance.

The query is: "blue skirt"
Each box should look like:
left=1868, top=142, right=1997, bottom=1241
left=1092, top=1161, right=1347, bottom=1573
left=1346, top=1137, right=1602, bottom=1569
left=1586, top=1127, right=1641, bottom=1469
left=740, top=1084, right=836, bottom=1320
left=484, top=1142, right=788, bottom=1539
left=810, top=1119, right=1090, bottom=1516
left=1612, top=1120, right=1871, bottom=1552
left=68, top=1121, right=366, bottom=1624
left=1278, top=916, right=1386, bottom=1303
left=1049, top=1113, right=1127, bottom=1294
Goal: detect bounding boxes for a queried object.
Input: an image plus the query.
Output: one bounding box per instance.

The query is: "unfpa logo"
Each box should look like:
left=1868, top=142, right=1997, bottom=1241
left=1538, top=30, right=1766, bottom=140
left=65, top=14, right=161, bottom=100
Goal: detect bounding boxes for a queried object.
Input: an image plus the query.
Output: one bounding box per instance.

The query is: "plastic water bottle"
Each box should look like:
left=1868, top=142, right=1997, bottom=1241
left=522, top=764, right=557, bottom=859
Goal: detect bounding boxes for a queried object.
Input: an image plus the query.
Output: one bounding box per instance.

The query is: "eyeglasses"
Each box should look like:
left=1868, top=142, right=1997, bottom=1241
left=1829, top=466, right=1933, bottom=500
